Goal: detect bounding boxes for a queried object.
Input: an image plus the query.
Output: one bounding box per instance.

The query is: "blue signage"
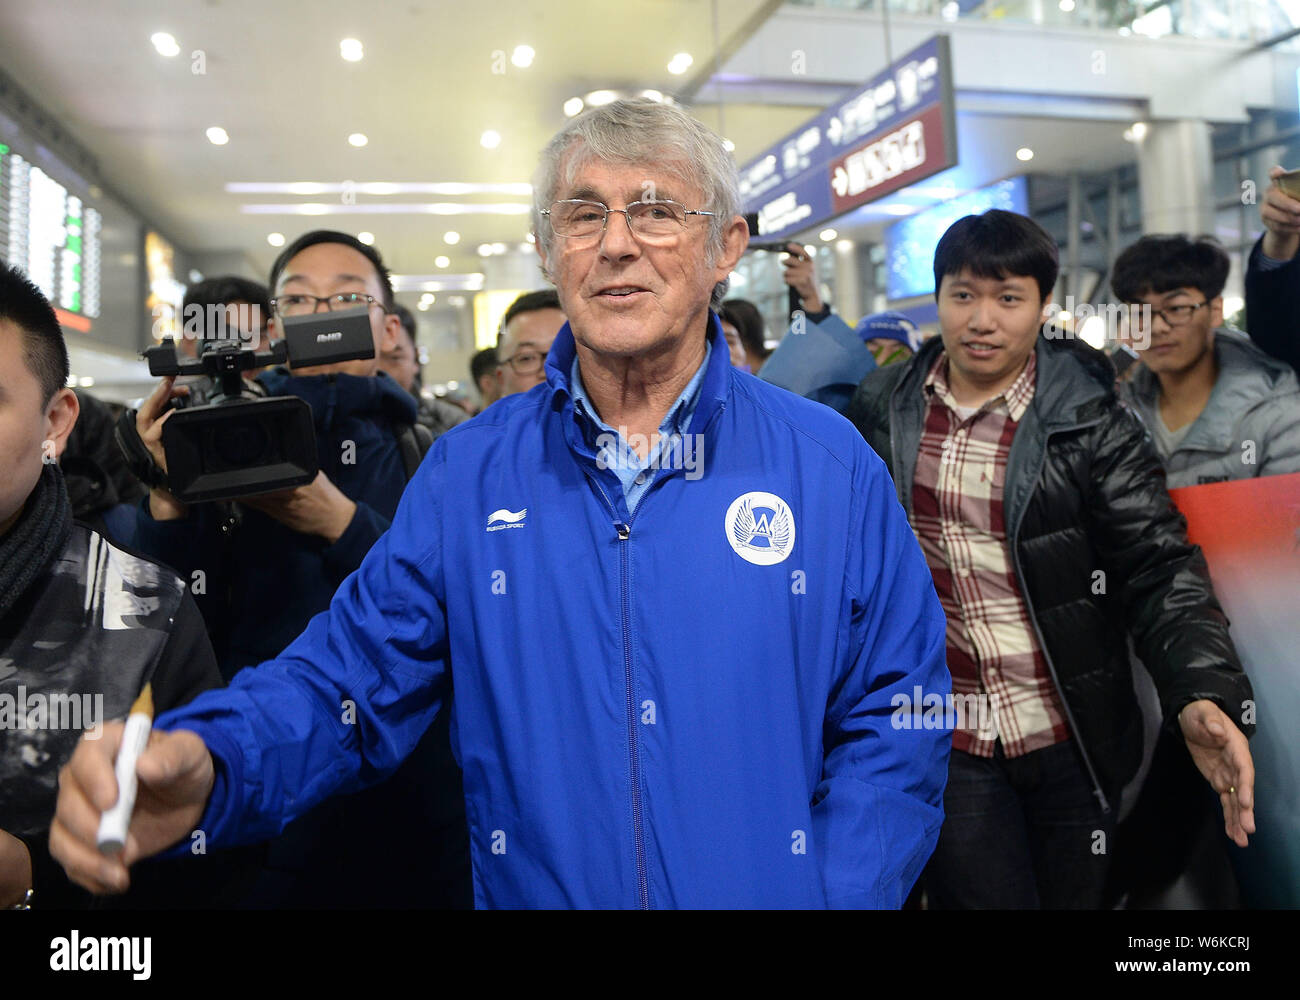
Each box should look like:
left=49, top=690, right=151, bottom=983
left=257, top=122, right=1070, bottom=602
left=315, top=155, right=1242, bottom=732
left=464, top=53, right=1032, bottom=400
left=739, top=35, right=957, bottom=242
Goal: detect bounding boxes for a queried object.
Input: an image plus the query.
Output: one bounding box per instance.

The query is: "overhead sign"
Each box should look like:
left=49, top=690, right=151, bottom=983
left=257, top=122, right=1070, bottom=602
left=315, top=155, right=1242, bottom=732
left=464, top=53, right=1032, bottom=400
left=740, top=35, right=958, bottom=242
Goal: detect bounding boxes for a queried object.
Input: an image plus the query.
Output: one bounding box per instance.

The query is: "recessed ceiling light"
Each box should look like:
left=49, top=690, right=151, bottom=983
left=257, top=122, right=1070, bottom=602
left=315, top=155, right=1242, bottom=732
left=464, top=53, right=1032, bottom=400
left=492, top=242, right=507, bottom=254
left=357, top=231, right=375, bottom=245
left=78, top=376, right=96, bottom=388
left=519, top=242, right=533, bottom=253
left=511, top=45, right=535, bottom=68
left=348, top=132, right=368, bottom=147
left=435, top=256, right=450, bottom=268
left=267, top=232, right=286, bottom=247
left=836, top=239, right=854, bottom=251
left=1016, top=147, right=1034, bottom=161
left=1123, top=121, right=1148, bottom=142
left=417, top=301, right=430, bottom=311
left=585, top=90, right=618, bottom=107
left=1059, top=0, right=1076, bottom=10
left=723, top=138, right=736, bottom=152
left=563, top=97, right=584, bottom=117
left=340, top=38, right=363, bottom=62
left=287, top=182, right=328, bottom=195
left=525, top=232, right=536, bottom=244
left=803, top=245, right=816, bottom=257
left=478, top=243, right=493, bottom=257
left=481, top=130, right=501, bottom=150
left=819, top=228, right=837, bottom=241
left=667, top=52, right=693, bottom=75
left=206, top=126, right=229, bottom=145
left=151, top=32, right=180, bottom=57
left=640, top=90, right=665, bottom=103
left=444, top=232, right=460, bottom=245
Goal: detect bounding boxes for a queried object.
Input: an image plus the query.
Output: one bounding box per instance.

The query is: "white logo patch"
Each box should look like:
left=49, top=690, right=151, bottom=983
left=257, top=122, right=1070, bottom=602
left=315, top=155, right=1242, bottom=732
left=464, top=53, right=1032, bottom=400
left=725, top=492, right=795, bottom=565
left=486, top=508, right=527, bottom=532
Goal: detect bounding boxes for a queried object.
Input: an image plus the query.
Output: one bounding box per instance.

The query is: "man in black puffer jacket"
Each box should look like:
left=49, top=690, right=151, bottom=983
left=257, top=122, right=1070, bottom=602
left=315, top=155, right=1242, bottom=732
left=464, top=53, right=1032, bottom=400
left=846, top=210, right=1256, bottom=909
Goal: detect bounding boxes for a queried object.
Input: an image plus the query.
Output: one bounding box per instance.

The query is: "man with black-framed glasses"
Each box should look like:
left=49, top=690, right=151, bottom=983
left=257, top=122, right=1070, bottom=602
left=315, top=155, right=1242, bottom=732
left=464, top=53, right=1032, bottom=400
left=494, top=288, right=566, bottom=400
left=1113, top=234, right=1300, bottom=488
left=122, top=229, right=472, bottom=908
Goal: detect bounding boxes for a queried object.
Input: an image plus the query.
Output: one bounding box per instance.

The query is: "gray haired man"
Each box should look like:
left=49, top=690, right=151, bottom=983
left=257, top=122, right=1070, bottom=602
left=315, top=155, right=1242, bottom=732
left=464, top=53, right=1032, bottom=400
left=52, top=100, right=950, bottom=909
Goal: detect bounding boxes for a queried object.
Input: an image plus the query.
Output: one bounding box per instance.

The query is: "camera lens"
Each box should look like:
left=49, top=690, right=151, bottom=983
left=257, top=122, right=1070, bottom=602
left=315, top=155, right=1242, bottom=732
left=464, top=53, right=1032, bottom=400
left=213, top=417, right=272, bottom=468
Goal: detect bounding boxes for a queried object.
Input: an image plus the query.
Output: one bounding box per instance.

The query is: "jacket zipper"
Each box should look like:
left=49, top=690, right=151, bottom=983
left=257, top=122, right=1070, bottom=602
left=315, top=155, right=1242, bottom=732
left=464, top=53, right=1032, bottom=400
left=1008, top=418, right=1112, bottom=814
left=587, top=472, right=651, bottom=909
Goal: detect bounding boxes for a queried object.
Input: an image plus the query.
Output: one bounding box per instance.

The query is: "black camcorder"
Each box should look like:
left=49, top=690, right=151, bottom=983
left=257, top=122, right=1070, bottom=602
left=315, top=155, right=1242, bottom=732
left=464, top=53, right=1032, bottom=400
left=141, top=306, right=376, bottom=504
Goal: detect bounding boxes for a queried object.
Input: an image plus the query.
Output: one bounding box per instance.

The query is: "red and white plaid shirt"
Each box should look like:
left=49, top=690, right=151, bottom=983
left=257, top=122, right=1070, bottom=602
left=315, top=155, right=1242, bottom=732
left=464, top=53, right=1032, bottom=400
left=910, top=350, right=1071, bottom=758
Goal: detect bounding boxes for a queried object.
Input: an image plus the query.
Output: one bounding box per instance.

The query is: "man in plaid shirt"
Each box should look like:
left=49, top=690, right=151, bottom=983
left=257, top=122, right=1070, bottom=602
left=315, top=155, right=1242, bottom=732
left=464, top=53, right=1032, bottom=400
left=847, top=209, right=1256, bottom=908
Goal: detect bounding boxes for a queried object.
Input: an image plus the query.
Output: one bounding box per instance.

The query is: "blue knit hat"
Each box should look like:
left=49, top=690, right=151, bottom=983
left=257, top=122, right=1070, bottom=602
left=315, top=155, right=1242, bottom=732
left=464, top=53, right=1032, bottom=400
left=854, top=311, right=922, bottom=352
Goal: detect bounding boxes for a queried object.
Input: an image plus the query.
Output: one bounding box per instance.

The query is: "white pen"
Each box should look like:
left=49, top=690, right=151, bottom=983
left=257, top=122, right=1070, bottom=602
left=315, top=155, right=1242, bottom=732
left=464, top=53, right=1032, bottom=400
left=96, top=684, right=154, bottom=855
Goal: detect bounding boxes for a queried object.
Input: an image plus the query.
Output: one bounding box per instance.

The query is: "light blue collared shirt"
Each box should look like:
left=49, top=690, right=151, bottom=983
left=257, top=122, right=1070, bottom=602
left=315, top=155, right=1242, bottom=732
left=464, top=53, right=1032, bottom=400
left=570, top=340, right=712, bottom=512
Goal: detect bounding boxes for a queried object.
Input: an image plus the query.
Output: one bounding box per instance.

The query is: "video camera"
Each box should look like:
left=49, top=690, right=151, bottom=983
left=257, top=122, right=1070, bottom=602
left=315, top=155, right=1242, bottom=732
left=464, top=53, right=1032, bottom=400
left=744, top=212, right=802, bottom=320
left=142, top=306, right=376, bottom=504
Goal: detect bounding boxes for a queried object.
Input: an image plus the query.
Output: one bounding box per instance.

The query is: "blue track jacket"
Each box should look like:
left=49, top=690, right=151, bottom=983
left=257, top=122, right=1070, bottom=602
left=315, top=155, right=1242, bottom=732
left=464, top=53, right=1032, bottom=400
left=156, top=315, right=951, bottom=908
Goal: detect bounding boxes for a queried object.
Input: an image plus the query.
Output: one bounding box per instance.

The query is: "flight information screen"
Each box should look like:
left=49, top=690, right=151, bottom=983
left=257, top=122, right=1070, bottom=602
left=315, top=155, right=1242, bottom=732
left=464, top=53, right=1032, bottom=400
left=0, top=142, right=102, bottom=320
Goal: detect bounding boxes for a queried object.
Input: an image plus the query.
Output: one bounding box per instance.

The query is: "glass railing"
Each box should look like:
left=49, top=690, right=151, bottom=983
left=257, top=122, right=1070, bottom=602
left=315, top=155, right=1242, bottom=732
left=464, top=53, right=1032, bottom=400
left=788, top=0, right=1300, bottom=47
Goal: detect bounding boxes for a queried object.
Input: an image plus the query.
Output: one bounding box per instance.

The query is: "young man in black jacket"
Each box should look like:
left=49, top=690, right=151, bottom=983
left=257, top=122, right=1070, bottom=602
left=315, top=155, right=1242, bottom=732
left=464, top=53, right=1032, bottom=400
left=845, top=210, right=1256, bottom=908
left=0, top=264, right=223, bottom=908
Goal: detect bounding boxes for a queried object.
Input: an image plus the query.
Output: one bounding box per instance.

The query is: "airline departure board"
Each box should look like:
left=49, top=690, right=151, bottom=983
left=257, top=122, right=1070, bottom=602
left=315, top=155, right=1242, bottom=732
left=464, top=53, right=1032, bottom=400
left=0, top=142, right=102, bottom=319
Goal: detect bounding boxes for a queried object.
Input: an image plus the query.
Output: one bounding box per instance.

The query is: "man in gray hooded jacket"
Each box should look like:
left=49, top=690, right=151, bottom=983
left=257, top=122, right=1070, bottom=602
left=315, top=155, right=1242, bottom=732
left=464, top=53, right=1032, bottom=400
left=1113, top=234, right=1300, bottom=488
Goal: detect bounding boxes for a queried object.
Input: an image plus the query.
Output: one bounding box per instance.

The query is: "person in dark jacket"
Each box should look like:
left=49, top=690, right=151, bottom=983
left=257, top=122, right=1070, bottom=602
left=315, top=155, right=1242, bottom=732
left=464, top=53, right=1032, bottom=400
left=122, top=231, right=471, bottom=908
left=0, top=263, right=224, bottom=909
left=846, top=209, right=1256, bottom=909
left=1245, top=165, right=1299, bottom=375
left=383, top=304, right=470, bottom=439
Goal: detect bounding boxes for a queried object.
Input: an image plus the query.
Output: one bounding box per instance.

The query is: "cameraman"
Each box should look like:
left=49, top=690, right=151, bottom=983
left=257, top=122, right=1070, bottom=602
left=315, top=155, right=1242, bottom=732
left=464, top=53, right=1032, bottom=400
left=123, top=230, right=471, bottom=908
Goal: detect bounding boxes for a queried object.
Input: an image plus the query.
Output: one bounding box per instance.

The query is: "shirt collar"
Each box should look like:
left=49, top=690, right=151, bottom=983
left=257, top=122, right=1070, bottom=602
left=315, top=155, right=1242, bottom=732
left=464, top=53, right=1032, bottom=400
left=570, top=338, right=712, bottom=442
left=924, top=348, right=1037, bottom=422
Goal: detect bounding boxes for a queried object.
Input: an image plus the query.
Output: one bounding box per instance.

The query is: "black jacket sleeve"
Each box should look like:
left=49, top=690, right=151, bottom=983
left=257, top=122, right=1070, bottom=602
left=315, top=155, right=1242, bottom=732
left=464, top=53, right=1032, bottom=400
left=1085, top=402, right=1254, bottom=736
left=1245, top=237, right=1300, bottom=377
left=150, top=585, right=224, bottom=712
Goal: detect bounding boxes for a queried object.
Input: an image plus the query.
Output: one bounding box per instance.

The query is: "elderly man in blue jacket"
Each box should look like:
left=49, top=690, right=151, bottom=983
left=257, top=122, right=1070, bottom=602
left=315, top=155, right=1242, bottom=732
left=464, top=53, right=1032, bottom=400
left=50, top=99, right=951, bottom=909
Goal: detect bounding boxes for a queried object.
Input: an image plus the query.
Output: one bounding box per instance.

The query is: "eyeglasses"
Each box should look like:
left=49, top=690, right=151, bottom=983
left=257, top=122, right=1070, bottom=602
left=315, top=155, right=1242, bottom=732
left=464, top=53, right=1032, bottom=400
left=1125, top=300, right=1209, bottom=331
left=498, top=349, right=546, bottom=375
left=271, top=292, right=387, bottom=317
left=541, top=199, right=716, bottom=243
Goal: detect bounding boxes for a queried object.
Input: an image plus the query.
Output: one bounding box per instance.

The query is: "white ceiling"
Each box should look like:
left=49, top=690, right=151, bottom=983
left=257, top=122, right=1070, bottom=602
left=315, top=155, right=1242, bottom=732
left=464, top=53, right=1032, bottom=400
left=0, top=0, right=1150, bottom=298
left=0, top=0, right=789, bottom=281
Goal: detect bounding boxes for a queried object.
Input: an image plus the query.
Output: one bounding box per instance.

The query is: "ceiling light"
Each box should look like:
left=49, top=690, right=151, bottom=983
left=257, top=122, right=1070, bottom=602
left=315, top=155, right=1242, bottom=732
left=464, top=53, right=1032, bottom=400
left=340, top=38, right=363, bottom=62
left=585, top=90, right=618, bottom=106
left=803, top=245, right=816, bottom=257
left=478, top=243, right=494, bottom=257
left=1016, top=147, right=1034, bottom=161
left=1059, top=0, right=1076, bottom=10
left=519, top=242, right=533, bottom=253
left=267, top=232, right=286, bottom=247
left=640, top=90, right=665, bottom=103
left=206, top=126, right=229, bottom=146
left=563, top=97, right=584, bottom=117
left=435, top=256, right=450, bottom=268
left=1123, top=121, right=1148, bottom=142
left=287, top=182, right=328, bottom=195
left=819, top=228, right=837, bottom=241
left=151, top=32, right=180, bottom=57
left=357, top=231, right=375, bottom=245
left=444, top=231, right=460, bottom=245
left=348, top=132, right=368, bottom=147
left=667, top=53, right=693, bottom=75
left=836, top=239, right=854, bottom=251
left=511, top=45, right=535, bottom=68
left=78, top=376, right=96, bottom=388
left=723, top=139, right=736, bottom=152
left=525, top=232, right=536, bottom=244
left=417, top=301, right=430, bottom=311
left=481, top=130, right=501, bottom=150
